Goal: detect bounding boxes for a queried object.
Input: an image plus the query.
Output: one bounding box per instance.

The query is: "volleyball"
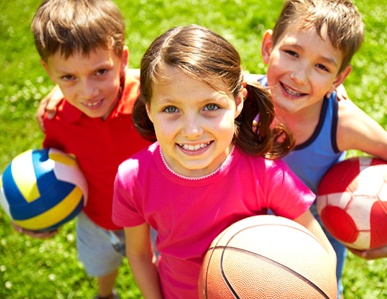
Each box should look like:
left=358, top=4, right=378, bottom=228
left=0, top=148, right=88, bottom=232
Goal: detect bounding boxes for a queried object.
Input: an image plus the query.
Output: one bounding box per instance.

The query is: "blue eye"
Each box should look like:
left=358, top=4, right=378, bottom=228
left=204, top=104, right=219, bottom=111
left=163, top=106, right=179, bottom=113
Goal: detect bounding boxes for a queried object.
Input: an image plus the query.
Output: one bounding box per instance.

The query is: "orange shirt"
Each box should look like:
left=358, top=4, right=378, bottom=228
left=43, top=73, right=151, bottom=230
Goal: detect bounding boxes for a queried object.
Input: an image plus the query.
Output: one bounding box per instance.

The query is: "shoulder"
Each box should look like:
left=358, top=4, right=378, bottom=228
left=117, top=142, right=158, bottom=175
left=337, top=99, right=387, bottom=156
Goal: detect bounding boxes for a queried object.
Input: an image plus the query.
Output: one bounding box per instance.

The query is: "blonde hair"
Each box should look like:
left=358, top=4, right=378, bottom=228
left=272, top=0, right=364, bottom=73
left=31, top=0, right=125, bottom=61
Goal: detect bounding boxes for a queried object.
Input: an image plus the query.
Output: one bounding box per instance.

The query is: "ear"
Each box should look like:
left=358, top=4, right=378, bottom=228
left=40, top=59, right=55, bottom=81
left=327, top=65, right=352, bottom=95
left=261, top=30, right=274, bottom=64
left=145, top=103, right=153, bottom=123
left=235, top=87, right=247, bottom=118
left=120, top=46, right=129, bottom=75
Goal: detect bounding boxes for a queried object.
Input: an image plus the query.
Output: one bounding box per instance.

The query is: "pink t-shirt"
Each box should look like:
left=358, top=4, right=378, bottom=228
left=113, top=142, right=315, bottom=299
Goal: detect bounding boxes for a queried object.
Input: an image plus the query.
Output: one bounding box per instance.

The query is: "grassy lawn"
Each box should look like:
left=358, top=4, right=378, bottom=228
left=0, top=0, right=386, bottom=298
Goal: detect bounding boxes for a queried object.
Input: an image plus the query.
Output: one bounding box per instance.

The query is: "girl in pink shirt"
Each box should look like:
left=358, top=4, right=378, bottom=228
left=112, top=25, right=336, bottom=299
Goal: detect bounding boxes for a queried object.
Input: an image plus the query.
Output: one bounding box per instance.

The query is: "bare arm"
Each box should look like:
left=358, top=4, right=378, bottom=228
left=124, top=224, right=163, bottom=299
left=294, top=210, right=337, bottom=268
left=337, top=99, right=387, bottom=161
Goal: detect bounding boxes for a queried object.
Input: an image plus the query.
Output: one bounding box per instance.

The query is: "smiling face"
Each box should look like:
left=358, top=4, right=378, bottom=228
left=261, top=25, right=351, bottom=115
left=42, top=47, right=128, bottom=119
left=146, top=66, right=244, bottom=178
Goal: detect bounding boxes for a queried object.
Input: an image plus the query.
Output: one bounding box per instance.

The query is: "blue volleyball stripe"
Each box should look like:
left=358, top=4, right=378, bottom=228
left=2, top=164, right=27, bottom=205
left=10, top=181, right=76, bottom=220
left=12, top=186, right=84, bottom=230
left=38, top=197, right=85, bottom=232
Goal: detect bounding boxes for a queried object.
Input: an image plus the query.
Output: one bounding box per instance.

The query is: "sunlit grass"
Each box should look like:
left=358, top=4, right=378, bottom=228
left=0, top=0, right=386, bottom=298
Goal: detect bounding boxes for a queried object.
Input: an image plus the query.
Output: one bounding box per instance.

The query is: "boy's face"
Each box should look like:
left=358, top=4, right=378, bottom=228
left=41, top=47, right=128, bottom=119
left=261, top=25, right=351, bottom=114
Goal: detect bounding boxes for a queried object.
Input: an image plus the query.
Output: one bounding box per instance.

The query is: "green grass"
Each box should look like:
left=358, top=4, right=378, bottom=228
left=0, top=0, right=386, bottom=298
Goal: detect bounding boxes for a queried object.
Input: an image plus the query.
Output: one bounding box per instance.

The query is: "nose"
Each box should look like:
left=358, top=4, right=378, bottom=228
left=181, top=113, right=204, bottom=139
left=290, top=65, right=309, bottom=86
left=79, top=79, right=98, bottom=99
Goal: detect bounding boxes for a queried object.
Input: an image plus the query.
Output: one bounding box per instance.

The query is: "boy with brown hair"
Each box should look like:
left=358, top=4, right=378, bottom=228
left=259, top=0, right=387, bottom=297
left=21, top=0, right=150, bottom=298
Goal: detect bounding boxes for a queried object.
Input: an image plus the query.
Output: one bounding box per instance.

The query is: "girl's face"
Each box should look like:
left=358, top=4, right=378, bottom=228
left=261, top=25, right=350, bottom=115
left=146, top=66, right=244, bottom=177
left=42, top=47, right=128, bottom=119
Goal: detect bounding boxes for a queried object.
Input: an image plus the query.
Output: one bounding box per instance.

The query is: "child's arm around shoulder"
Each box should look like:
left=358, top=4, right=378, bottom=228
left=124, top=223, right=163, bottom=299
left=337, top=99, right=387, bottom=160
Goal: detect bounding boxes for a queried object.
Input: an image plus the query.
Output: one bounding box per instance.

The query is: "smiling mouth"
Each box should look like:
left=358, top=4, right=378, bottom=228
left=84, top=100, right=102, bottom=107
left=282, top=83, right=307, bottom=97
left=178, top=142, right=211, bottom=151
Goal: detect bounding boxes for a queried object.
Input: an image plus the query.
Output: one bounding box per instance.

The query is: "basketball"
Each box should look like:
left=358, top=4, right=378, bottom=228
left=198, top=215, right=337, bottom=299
left=317, top=156, right=387, bottom=250
left=0, top=148, right=88, bottom=232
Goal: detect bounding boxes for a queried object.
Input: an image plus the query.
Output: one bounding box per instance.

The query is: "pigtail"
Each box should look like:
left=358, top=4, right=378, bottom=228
left=132, top=95, right=157, bottom=142
left=234, top=82, right=295, bottom=159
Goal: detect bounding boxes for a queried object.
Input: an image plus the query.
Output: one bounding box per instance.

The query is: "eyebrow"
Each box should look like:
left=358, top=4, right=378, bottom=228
left=286, top=42, right=339, bottom=67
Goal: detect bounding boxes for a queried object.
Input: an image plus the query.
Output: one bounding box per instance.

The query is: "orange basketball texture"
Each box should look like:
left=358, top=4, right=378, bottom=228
left=199, top=215, right=337, bottom=299
left=317, top=156, right=387, bottom=250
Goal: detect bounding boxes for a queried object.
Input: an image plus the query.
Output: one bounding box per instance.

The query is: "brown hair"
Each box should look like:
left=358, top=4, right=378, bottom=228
left=272, top=0, right=364, bottom=73
left=31, top=0, right=125, bottom=61
left=133, top=25, right=295, bottom=159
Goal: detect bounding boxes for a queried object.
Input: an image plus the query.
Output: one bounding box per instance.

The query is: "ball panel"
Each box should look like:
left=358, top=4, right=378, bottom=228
left=199, top=216, right=337, bottom=299
left=320, top=206, right=358, bottom=244
left=9, top=181, right=78, bottom=220
left=0, top=186, right=11, bottom=218
left=0, top=148, right=87, bottom=231
left=370, top=201, right=387, bottom=248
left=221, top=248, right=331, bottom=299
left=52, top=153, right=88, bottom=202
left=317, top=157, right=387, bottom=250
left=10, top=149, right=41, bottom=202
left=12, top=186, right=85, bottom=230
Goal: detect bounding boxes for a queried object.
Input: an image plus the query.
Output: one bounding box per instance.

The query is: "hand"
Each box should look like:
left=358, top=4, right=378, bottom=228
left=35, top=85, right=63, bottom=132
left=348, top=246, right=387, bottom=260
left=12, top=222, right=59, bottom=239
left=326, top=84, right=348, bottom=101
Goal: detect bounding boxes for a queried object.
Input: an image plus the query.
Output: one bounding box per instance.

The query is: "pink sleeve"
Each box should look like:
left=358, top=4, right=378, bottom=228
left=112, top=160, right=146, bottom=227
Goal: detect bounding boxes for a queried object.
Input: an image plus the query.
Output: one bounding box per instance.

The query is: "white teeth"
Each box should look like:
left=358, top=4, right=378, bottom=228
left=85, top=101, right=100, bottom=107
left=179, top=142, right=210, bottom=151
left=284, top=85, right=303, bottom=96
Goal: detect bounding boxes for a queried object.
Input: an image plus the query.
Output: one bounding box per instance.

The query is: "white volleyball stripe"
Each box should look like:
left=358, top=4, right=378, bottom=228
left=53, top=162, right=88, bottom=205
left=11, top=150, right=41, bottom=202
left=0, top=185, right=12, bottom=218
